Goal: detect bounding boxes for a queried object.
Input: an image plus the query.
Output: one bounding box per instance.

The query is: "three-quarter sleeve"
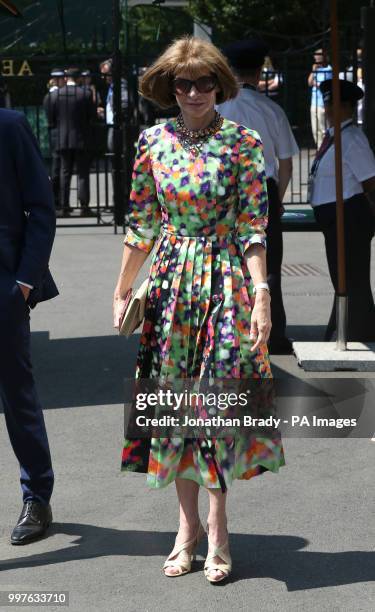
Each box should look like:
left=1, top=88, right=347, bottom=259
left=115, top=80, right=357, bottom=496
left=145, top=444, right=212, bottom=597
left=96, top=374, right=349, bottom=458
left=124, top=130, right=162, bottom=254
left=235, top=129, right=269, bottom=256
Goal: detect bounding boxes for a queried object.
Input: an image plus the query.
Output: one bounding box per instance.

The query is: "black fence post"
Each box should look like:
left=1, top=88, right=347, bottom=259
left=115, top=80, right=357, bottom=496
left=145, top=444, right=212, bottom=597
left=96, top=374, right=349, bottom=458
left=112, top=0, right=125, bottom=230
left=361, top=5, right=375, bottom=150
left=122, top=10, right=141, bottom=234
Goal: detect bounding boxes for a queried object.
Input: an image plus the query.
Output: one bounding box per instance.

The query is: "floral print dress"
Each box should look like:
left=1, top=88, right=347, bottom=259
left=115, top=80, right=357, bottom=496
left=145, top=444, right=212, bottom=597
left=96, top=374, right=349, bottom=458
left=121, top=117, right=285, bottom=490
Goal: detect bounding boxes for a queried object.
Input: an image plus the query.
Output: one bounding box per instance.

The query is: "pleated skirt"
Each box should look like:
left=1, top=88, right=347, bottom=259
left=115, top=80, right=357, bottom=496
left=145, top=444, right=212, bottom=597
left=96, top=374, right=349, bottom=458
left=121, top=230, right=285, bottom=489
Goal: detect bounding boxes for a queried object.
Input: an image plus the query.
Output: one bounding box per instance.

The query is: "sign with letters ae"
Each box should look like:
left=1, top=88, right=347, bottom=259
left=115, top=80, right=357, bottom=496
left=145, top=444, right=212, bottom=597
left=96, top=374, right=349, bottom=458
left=0, top=59, right=33, bottom=76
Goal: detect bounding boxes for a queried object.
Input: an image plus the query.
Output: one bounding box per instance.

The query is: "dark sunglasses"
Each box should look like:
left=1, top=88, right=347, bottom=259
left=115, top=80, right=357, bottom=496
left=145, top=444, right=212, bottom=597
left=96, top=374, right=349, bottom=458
left=172, top=75, right=218, bottom=95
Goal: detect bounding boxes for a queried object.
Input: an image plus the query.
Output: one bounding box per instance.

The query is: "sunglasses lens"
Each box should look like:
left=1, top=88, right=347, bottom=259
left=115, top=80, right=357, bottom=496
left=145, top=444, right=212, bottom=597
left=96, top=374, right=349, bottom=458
left=173, top=79, right=191, bottom=95
left=195, top=76, right=217, bottom=93
left=173, top=75, right=217, bottom=95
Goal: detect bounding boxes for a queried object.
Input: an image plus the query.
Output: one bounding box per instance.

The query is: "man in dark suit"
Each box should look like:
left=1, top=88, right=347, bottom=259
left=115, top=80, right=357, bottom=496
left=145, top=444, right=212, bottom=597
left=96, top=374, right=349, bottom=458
left=43, top=68, right=65, bottom=214
left=0, top=109, right=58, bottom=544
left=98, top=58, right=128, bottom=211
left=46, top=67, right=96, bottom=217
left=98, top=58, right=128, bottom=154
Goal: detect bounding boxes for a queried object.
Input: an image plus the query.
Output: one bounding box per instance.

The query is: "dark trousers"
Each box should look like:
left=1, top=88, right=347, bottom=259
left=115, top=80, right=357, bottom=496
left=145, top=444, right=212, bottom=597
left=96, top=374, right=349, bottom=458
left=266, top=178, right=287, bottom=343
left=314, top=194, right=375, bottom=341
left=107, top=126, right=127, bottom=212
left=49, top=129, right=61, bottom=209
left=60, top=148, right=90, bottom=209
left=0, top=273, right=54, bottom=505
left=107, top=127, right=115, bottom=207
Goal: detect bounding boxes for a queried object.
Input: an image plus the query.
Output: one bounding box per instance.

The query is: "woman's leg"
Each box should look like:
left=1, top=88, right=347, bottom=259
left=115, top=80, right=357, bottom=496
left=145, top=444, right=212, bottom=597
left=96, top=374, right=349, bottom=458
left=206, top=488, right=229, bottom=580
left=164, top=477, right=201, bottom=576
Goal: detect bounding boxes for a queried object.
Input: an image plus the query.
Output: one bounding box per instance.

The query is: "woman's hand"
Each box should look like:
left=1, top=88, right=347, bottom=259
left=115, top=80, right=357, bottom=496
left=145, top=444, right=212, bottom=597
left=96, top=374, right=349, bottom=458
left=250, top=290, right=271, bottom=352
left=113, top=243, right=149, bottom=329
left=113, top=285, right=131, bottom=329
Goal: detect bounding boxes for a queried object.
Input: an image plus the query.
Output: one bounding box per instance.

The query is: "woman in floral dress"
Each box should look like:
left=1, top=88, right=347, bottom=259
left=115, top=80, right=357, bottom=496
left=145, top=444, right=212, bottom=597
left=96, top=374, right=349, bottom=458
left=113, top=36, right=285, bottom=583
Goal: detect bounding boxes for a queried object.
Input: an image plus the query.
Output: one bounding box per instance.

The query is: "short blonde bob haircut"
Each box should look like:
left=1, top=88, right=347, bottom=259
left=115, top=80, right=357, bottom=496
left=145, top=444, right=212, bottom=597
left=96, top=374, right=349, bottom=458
left=139, top=36, right=239, bottom=109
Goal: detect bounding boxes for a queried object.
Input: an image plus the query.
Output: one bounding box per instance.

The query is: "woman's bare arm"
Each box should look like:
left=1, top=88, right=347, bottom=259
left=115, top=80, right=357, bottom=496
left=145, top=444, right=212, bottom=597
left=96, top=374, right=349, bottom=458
left=244, top=243, right=271, bottom=351
left=115, top=243, right=149, bottom=297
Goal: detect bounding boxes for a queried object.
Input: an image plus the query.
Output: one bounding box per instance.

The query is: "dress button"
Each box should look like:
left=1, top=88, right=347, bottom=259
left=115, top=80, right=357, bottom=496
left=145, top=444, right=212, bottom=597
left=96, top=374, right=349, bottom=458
left=212, top=294, right=222, bottom=304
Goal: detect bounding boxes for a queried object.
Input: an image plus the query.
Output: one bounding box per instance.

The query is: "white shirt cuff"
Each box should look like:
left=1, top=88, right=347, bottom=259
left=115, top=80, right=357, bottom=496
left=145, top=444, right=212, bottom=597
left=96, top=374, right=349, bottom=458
left=16, top=280, right=34, bottom=289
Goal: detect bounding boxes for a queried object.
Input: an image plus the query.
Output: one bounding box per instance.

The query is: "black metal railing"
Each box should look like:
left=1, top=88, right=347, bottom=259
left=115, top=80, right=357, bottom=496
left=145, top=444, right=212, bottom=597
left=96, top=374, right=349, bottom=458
left=0, top=52, right=362, bottom=229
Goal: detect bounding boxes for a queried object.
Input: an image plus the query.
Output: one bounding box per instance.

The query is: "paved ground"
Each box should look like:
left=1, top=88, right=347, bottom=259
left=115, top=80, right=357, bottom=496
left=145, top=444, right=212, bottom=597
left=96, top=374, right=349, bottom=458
left=0, top=227, right=374, bottom=612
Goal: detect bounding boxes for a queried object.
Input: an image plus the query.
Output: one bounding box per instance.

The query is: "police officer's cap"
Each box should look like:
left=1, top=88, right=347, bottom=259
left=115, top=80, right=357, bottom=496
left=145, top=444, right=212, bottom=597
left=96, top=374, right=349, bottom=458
left=65, top=67, right=81, bottom=79
left=223, top=39, right=269, bottom=70
left=320, top=78, right=364, bottom=104
left=50, top=68, right=65, bottom=77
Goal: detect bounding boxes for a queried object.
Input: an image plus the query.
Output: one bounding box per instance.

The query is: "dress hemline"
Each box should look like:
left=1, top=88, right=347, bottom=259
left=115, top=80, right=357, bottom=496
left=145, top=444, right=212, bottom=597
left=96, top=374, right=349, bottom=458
left=121, top=456, right=286, bottom=490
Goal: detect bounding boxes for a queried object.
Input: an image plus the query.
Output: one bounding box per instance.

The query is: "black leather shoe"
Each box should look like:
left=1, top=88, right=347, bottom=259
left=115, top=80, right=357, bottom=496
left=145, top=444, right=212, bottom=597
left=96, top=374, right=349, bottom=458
left=11, top=501, right=52, bottom=545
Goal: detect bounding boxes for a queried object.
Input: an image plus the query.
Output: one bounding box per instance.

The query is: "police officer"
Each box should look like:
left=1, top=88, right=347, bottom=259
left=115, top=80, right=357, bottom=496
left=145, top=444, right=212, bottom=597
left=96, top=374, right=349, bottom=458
left=309, top=79, right=375, bottom=341
left=218, top=39, right=299, bottom=354
left=43, top=68, right=65, bottom=214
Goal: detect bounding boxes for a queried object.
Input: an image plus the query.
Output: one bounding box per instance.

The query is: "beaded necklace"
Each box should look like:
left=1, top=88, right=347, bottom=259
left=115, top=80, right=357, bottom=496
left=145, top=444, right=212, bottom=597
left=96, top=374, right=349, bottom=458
left=176, top=111, right=224, bottom=156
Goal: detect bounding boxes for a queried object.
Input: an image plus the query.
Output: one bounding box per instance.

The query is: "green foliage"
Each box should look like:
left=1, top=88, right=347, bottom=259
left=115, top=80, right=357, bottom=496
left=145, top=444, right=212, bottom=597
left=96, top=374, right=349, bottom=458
left=125, top=6, right=193, bottom=59
left=188, top=0, right=361, bottom=50
left=0, top=1, right=362, bottom=58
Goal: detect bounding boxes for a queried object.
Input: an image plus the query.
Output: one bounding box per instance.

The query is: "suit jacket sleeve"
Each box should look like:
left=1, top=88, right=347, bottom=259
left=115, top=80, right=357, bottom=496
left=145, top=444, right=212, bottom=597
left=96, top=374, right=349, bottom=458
left=12, top=114, right=56, bottom=288
left=87, top=89, right=96, bottom=124
left=121, top=79, right=128, bottom=114
left=43, top=91, right=56, bottom=129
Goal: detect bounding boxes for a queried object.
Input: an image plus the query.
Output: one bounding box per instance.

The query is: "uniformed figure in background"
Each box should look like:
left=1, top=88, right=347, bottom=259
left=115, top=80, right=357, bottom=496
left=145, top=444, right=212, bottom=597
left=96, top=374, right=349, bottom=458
left=46, top=67, right=96, bottom=217
left=43, top=68, right=65, bottom=213
left=309, top=79, right=375, bottom=341
left=218, top=39, right=299, bottom=354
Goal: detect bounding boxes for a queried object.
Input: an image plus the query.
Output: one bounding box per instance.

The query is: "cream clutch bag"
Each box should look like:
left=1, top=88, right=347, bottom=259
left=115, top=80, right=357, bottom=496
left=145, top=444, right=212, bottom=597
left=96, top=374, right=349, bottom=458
left=119, top=278, right=149, bottom=337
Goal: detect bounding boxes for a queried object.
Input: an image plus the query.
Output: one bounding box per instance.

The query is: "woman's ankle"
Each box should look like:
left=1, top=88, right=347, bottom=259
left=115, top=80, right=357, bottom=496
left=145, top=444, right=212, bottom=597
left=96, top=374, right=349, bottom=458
left=177, top=516, right=201, bottom=533
left=206, top=515, right=228, bottom=540
left=207, top=512, right=227, bottom=529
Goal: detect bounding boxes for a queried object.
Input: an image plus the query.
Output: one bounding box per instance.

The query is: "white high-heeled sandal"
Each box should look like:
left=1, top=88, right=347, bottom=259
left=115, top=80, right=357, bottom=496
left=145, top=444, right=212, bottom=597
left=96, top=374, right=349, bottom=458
left=204, top=525, right=232, bottom=583
left=163, top=523, right=206, bottom=577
